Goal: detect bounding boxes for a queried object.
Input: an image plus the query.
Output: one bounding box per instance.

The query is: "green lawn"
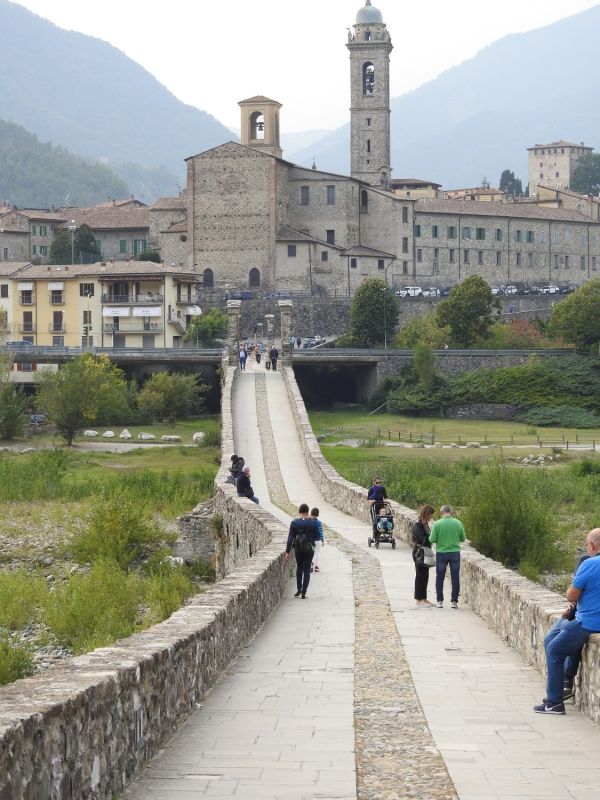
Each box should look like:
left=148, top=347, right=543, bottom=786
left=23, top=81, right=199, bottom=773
left=310, top=409, right=600, bottom=448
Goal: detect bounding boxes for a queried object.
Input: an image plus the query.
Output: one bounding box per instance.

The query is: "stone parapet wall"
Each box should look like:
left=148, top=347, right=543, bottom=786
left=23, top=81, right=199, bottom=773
left=282, top=366, right=600, bottom=726
left=0, top=362, right=291, bottom=799
left=0, top=537, right=290, bottom=800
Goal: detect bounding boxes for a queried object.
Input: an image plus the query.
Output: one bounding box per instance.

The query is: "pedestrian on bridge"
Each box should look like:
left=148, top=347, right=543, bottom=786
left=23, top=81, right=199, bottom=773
left=429, top=505, right=466, bottom=609
left=534, top=528, right=600, bottom=715
left=269, top=346, right=279, bottom=371
left=239, top=345, right=247, bottom=371
left=285, top=503, right=320, bottom=598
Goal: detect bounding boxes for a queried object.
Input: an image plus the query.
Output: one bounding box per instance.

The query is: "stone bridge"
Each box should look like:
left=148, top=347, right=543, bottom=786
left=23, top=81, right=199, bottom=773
left=1, top=303, right=600, bottom=799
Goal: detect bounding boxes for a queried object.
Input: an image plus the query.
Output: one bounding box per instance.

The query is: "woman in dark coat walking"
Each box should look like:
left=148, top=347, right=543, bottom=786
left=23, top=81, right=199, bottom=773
left=412, top=504, right=435, bottom=606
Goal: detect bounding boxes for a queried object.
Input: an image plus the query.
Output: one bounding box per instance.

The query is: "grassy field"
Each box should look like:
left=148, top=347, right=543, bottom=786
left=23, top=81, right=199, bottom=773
left=0, top=418, right=221, bottom=682
left=21, top=417, right=220, bottom=449
left=310, top=409, right=600, bottom=449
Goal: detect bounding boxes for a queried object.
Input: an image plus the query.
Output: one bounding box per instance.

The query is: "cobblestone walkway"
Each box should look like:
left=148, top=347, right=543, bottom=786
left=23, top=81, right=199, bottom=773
left=126, top=363, right=600, bottom=799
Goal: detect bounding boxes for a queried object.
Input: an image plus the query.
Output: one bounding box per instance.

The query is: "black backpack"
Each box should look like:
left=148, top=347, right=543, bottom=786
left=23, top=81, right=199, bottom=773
left=294, top=531, right=313, bottom=554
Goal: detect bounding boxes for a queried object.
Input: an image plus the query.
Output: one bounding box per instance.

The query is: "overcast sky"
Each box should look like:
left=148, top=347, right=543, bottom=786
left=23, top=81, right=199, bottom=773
left=13, top=0, right=600, bottom=133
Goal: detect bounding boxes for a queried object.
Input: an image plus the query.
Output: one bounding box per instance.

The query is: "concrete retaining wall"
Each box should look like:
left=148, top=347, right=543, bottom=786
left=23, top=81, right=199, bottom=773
left=0, top=365, right=289, bottom=800
left=282, top=366, right=600, bottom=726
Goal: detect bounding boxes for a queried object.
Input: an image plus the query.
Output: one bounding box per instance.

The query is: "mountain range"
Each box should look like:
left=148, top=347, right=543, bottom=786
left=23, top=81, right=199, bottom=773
left=0, top=0, right=233, bottom=201
left=1, top=1, right=600, bottom=201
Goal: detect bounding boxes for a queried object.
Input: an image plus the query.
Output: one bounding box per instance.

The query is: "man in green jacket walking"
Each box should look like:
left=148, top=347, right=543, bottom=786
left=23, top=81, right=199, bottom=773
left=429, top=505, right=466, bottom=609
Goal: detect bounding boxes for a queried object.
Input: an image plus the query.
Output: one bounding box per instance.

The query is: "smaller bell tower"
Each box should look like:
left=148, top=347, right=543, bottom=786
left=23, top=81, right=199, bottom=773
left=239, top=96, right=283, bottom=159
left=347, top=1, right=393, bottom=188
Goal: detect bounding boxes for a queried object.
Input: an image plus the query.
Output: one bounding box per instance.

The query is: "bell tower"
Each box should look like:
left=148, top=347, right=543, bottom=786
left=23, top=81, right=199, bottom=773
left=238, top=96, right=283, bottom=159
left=347, top=1, right=392, bottom=188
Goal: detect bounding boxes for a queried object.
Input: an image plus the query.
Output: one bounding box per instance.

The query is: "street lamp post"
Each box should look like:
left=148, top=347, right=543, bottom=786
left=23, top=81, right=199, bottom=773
left=67, top=220, right=77, bottom=265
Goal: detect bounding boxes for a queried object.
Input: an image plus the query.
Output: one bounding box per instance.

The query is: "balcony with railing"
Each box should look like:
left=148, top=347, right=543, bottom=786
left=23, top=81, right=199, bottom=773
left=103, top=322, right=164, bottom=333
left=18, top=323, right=36, bottom=333
left=48, top=323, right=66, bottom=333
left=101, top=293, right=164, bottom=304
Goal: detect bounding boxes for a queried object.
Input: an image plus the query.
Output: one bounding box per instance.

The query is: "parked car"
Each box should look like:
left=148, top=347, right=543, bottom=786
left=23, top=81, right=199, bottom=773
left=560, top=285, right=577, bottom=294
left=5, top=340, right=34, bottom=349
left=490, top=286, right=503, bottom=296
left=540, top=285, right=560, bottom=294
left=440, top=287, right=452, bottom=297
left=422, top=287, right=441, bottom=297
left=267, top=291, right=291, bottom=299
left=29, top=414, right=47, bottom=425
left=395, top=286, right=423, bottom=298
left=504, top=285, right=518, bottom=295
left=519, top=286, right=541, bottom=295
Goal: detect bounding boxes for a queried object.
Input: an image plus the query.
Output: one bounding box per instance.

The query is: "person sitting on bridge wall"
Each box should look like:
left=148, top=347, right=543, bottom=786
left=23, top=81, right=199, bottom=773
left=236, top=465, right=259, bottom=505
left=226, top=454, right=245, bottom=485
left=534, top=528, right=600, bottom=715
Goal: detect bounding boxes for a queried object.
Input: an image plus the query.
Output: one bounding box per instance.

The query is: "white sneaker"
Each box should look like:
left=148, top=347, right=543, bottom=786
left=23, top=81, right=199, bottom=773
left=436, top=601, right=443, bottom=608
left=451, top=601, right=458, bottom=609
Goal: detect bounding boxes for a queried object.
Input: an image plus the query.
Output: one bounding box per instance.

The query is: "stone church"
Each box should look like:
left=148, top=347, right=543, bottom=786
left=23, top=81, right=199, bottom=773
left=162, top=0, right=600, bottom=294
left=180, top=1, right=412, bottom=295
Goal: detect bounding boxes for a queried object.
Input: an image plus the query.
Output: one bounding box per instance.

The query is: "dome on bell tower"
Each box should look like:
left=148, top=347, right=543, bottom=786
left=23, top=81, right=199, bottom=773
left=356, top=0, right=383, bottom=24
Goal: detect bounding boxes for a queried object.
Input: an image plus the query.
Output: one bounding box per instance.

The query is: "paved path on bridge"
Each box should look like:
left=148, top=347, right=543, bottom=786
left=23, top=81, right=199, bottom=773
left=127, top=361, right=600, bottom=799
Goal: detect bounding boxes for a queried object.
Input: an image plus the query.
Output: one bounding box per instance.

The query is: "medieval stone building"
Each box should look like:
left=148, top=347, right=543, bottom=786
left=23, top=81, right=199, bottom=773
left=161, top=1, right=600, bottom=294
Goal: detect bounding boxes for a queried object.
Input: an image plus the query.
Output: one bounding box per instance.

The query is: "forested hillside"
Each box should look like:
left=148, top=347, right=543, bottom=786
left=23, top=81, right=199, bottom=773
left=0, top=119, right=128, bottom=207
left=0, top=1, right=234, bottom=199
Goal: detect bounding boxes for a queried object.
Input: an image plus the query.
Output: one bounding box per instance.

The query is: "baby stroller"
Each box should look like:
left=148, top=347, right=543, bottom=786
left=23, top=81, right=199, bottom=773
left=368, top=501, right=396, bottom=549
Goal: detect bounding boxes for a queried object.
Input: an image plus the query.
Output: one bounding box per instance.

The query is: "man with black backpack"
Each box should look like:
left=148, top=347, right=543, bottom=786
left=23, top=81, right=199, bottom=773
left=285, top=503, right=320, bottom=599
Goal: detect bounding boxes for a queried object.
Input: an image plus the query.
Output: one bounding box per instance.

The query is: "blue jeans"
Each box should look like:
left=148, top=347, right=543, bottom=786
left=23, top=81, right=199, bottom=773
left=237, top=492, right=259, bottom=505
left=435, top=551, right=461, bottom=603
left=544, top=618, right=593, bottom=703
left=295, top=551, right=313, bottom=593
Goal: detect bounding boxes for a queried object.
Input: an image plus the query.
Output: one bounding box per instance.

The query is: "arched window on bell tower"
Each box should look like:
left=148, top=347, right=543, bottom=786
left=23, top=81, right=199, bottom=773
left=363, top=62, right=375, bottom=95
left=250, top=112, right=265, bottom=141
left=202, top=267, right=214, bottom=288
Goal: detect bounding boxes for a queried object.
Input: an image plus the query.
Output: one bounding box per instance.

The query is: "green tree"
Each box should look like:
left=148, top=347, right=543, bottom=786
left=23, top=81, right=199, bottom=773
left=74, top=224, right=100, bottom=263
left=395, top=312, right=449, bottom=349
left=37, top=353, right=131, bottom=445
left=0, top=384, right=27, bottom=440
left=349, top=279, right=399, bottom=347
left=499, top=169, right=523, bottom=196
left=436, top=275, right=494, bottom=348
left=412, top=343, right=436, bottom=391
left=185, top=308, right=227, bottom=346
left=137, top=372, right=203, bottom=423
left=50, top=227, right=73, bottom=264
left=548, top=279, right=600, bottom=351
left=571, top=153, right=600, bottom=195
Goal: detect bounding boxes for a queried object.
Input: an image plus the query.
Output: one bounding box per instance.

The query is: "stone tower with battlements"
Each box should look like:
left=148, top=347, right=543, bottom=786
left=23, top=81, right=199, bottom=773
left=347, top=1, right=393, bottom=189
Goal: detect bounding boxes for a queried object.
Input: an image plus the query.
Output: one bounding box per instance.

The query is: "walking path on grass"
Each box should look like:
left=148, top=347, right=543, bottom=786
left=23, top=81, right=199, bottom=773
left=126, top=362, right=600, bottom=800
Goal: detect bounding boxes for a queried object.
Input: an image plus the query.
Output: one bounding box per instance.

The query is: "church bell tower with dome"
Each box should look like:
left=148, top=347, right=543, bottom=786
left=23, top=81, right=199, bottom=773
left=347, top=1, right=393, bottom=188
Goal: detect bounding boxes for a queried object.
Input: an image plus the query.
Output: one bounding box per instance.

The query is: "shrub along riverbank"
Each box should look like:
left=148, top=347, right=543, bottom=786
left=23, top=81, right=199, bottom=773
left=0, top=431, right=219, bottom=686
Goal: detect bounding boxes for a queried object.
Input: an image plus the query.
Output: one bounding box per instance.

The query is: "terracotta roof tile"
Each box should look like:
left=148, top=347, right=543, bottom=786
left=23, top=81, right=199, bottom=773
left=415, top=198, right=593, bottom=223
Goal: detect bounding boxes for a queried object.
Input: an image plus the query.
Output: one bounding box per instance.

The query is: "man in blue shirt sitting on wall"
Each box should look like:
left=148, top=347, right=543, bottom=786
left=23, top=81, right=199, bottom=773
left=534, top=528, right=600, bottom=715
